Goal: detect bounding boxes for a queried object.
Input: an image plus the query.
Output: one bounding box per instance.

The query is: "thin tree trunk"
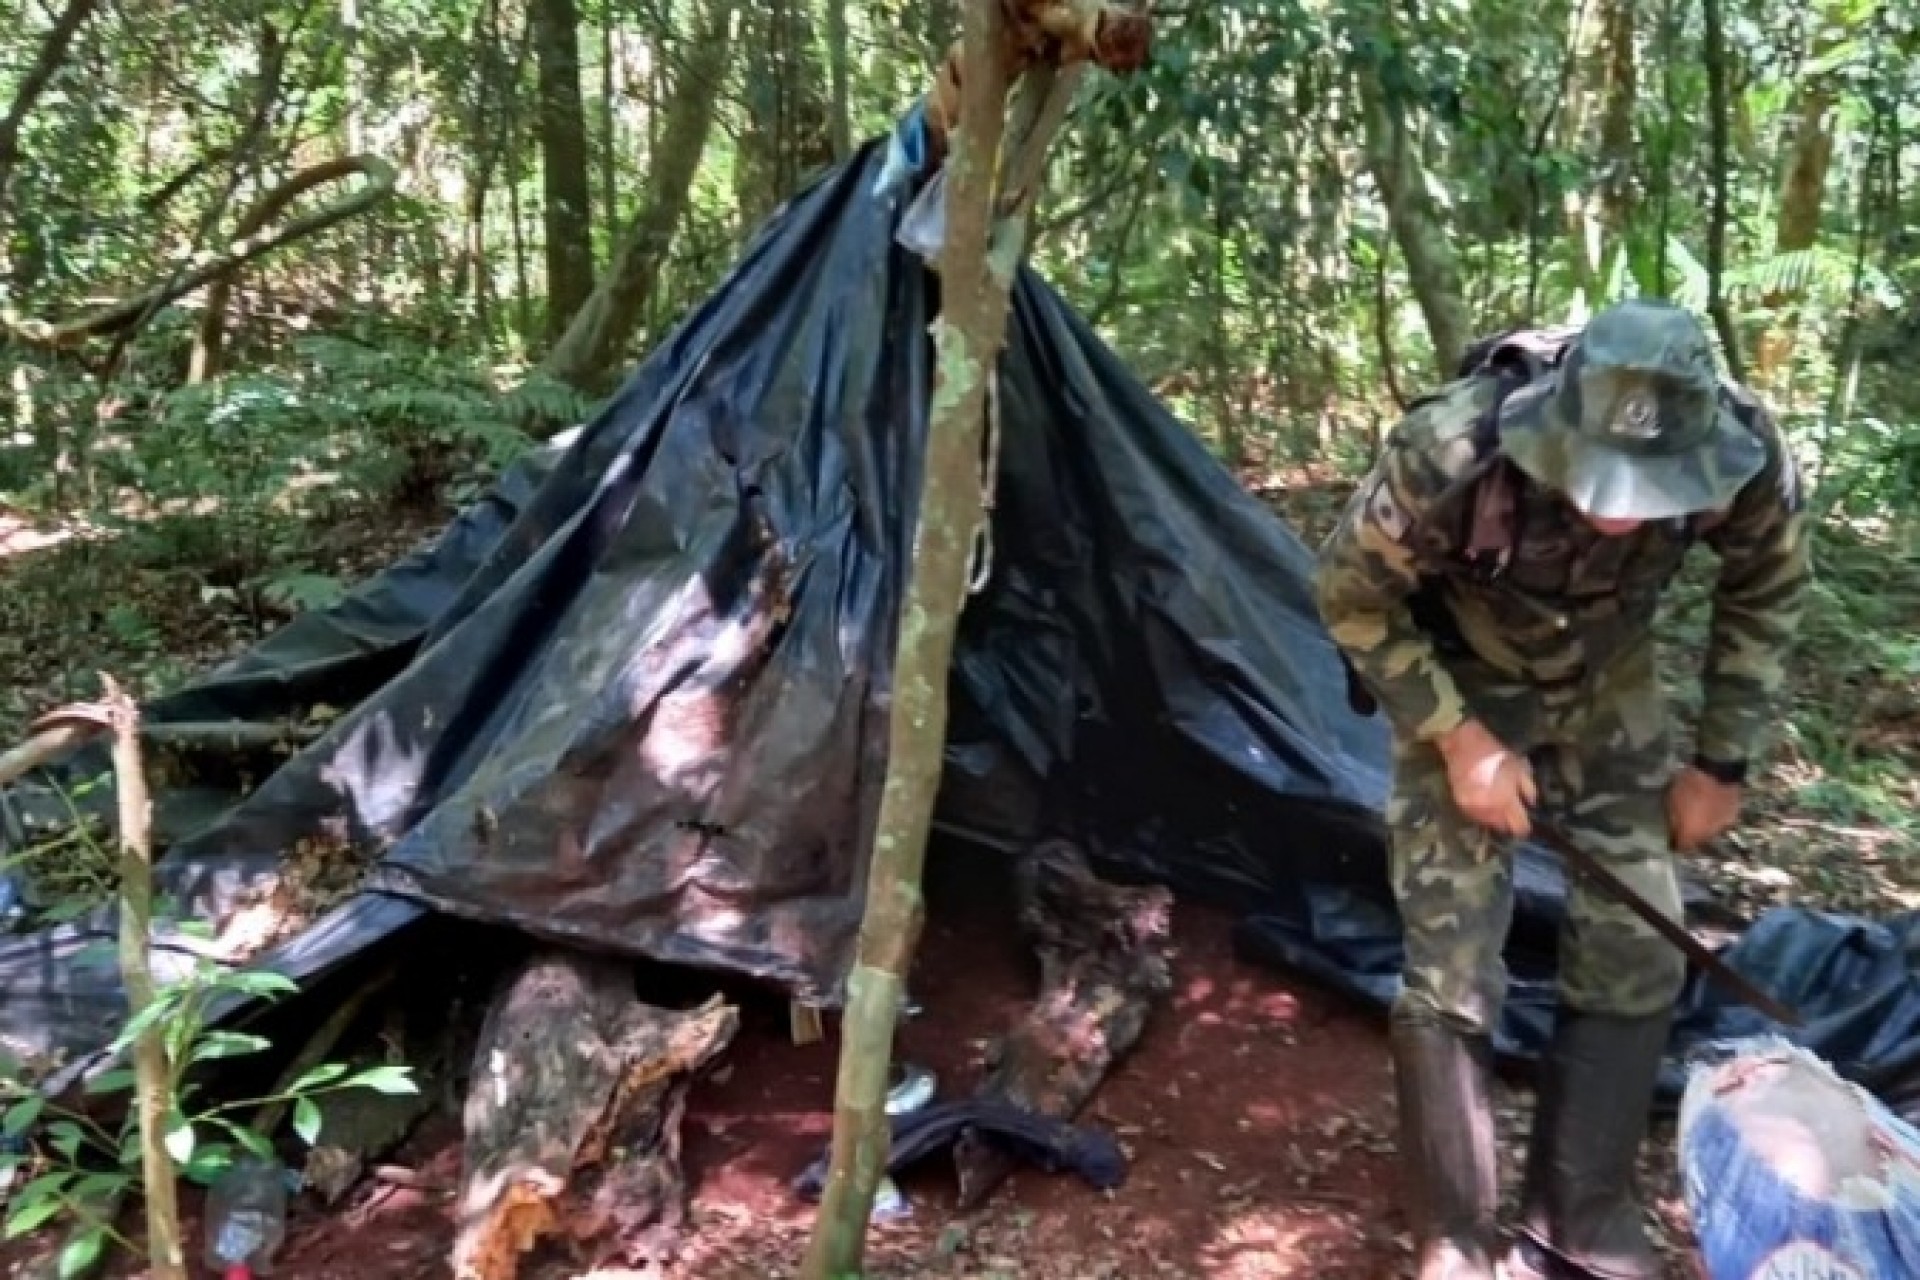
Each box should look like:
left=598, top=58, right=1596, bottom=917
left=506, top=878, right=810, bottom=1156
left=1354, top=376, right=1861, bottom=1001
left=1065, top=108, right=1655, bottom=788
left=1755, top=22, right=1844, bottom=383
left=797, top=0, right=1018, bottom=1269
left=539, top=0, right=737, bottom=395
left=533, top=0, right=597, bottom=342
left=826, top=0, right=851, bottom=158
left=601, top=0, right=618, bottom=253
left=0, top=0, right=102, bottom=209
left=1595, top=0, right=1637, bottom=241
left=795, top=0, right=1155, bottom=1258
left=1352, top=52, right=1470, bottom=375
left=1701, top=0, right=1743, bottom=379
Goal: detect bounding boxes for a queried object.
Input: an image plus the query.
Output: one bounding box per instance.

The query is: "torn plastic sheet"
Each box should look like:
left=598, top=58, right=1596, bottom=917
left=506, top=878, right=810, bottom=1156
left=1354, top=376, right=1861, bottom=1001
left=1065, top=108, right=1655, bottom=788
left=2, top=102, right=1918, bottom=1126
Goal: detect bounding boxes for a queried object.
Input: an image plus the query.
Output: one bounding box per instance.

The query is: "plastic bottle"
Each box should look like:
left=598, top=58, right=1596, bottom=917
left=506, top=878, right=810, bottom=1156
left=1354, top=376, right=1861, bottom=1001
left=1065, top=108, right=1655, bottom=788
left=202, top=1154, right=288, bottom=1277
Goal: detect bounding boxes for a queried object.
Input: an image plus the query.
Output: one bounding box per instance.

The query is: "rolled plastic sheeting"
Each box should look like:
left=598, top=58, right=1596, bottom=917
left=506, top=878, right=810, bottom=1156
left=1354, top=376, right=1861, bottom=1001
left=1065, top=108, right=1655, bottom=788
left=1679, top=1037, right=1920, bottom=1278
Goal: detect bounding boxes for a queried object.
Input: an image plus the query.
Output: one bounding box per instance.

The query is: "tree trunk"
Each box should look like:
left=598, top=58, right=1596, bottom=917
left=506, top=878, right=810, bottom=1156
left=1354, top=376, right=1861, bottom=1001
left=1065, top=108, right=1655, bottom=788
left=1755, top=23, right=1843, bottom=384
left=826, top=0, right=852, bottom=158
left=797, top=3, right=1018, bottom=1272
left=1594, top=0, right=1637, bottom=243
left=0, top=0, right=103, bottom=210
left=1701, top=0, right=1743, bottom=379
left=538, top=0, right=737, bottom=398
left=734, top=0, right=835, bottom=233
left=532, top=0, right=597, bottom=344
left=1352, top=53, right=1470, bottom=376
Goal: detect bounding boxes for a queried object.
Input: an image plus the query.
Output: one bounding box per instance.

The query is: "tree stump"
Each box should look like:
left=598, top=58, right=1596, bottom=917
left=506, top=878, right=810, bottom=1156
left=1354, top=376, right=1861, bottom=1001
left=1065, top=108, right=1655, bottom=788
left=953, top=838, right=1173, bottom=1209
left=1678, top=1037, right=1920, bottom=1279
left=451, top=949, right=738, bottom=1280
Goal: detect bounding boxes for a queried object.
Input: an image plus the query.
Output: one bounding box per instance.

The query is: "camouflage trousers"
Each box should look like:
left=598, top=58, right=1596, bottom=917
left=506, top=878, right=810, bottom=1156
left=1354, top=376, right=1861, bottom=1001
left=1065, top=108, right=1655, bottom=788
left=1388, top=636, right=1688, bottom=1037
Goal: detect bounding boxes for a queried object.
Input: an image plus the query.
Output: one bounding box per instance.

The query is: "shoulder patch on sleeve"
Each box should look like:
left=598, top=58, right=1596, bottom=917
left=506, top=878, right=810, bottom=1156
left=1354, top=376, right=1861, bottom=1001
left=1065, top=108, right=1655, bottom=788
left=1363, top=472, right=1413, bottom=543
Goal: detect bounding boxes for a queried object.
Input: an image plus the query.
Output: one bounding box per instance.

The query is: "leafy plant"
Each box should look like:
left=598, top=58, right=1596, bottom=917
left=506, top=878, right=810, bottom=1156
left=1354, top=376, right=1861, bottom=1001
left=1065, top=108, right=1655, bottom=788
left=0, top=954, right=415, bottom=1275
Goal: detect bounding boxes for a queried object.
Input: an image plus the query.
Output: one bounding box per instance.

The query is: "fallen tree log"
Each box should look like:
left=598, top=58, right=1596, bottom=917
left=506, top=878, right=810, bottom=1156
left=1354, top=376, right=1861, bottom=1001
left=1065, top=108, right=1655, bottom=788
left=953, top=837, right=1173, bottom=1209
left=1678, top=1037, right=1920, bottom=1278
left=0, top=717, right=323, bottom=791
left=450, top=949, right=738, bottom=1280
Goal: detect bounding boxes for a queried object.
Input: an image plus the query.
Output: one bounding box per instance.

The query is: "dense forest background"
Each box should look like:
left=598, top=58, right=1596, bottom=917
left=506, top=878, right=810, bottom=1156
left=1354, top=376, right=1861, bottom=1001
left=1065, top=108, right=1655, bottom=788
left=0, top=0, right=1915, bottom=855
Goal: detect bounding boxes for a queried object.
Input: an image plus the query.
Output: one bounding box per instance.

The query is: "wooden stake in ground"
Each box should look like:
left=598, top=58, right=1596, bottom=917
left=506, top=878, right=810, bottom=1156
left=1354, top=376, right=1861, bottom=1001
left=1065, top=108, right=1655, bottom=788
left=798, top=2, right=1151, bottom=1272
left=39, top=681, right=188, bottom=1279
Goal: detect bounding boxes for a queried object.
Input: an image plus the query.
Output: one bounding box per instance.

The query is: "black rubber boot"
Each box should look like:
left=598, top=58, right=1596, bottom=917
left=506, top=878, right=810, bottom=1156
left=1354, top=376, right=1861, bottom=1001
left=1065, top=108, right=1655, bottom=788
left=1389, top=1005, right=1501, bottom=1280
left=1503, top=1006, right=1672, bottom=1279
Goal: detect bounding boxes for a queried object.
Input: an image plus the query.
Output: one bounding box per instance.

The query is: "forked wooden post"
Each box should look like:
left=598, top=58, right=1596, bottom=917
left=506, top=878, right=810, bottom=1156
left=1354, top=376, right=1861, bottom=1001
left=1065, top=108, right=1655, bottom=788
left=798, top=4, right=1151, bottom=1276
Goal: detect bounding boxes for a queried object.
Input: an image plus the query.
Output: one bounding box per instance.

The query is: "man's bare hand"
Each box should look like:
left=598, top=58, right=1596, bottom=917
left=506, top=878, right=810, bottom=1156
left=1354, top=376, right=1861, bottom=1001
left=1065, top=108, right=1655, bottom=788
left=1668, top=765, right=1741, bottom=852
left=1435, top=719, right=1537, bottom=839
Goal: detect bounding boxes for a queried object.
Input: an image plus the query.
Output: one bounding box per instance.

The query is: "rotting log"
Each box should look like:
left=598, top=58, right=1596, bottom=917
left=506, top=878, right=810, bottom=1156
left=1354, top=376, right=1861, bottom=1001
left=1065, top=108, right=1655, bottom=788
left=450, top=949, right=738, bottom=1280
left=953, top=838, right=1173, bottom=1209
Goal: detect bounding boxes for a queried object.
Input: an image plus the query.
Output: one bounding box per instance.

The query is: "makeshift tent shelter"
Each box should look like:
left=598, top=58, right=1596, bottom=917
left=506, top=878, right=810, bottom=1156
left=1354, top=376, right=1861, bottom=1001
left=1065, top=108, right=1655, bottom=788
left=3, top=105, right=1919, bottom=1126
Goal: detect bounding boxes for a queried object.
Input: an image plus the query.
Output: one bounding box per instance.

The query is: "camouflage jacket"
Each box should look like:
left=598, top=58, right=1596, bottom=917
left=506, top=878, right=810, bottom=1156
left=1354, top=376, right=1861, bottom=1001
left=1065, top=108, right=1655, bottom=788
left=1313, top=370, right=1811, bottom=769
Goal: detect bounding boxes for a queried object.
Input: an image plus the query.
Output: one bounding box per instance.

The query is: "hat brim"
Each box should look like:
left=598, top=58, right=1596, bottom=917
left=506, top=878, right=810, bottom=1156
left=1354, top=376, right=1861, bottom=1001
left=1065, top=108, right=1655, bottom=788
left=1497, top=384, right=1766, bottom=521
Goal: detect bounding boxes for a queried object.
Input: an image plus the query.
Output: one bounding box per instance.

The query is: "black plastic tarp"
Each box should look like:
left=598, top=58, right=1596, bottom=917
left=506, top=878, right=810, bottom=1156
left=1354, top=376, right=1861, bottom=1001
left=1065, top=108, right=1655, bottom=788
left=4, top=104, right=1918, bottom=1120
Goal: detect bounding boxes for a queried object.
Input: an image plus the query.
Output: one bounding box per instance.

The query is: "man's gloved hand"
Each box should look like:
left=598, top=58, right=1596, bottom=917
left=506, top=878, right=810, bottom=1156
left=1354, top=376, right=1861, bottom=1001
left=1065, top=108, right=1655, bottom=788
left=1667, top=765, right=1741, bottom=852
left=1435, top=719, right=1537, bottom=839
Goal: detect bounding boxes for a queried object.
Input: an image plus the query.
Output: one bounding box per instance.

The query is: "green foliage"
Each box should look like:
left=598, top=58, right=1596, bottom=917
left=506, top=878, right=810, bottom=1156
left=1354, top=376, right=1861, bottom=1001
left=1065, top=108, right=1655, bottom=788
left=0, top=953, right=417, bottom=1272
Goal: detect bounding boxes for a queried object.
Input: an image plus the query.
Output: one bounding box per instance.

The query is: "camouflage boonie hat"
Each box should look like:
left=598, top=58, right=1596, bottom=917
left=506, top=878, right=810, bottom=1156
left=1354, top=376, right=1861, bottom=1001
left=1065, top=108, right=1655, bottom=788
left=1496, top=298, right=1766, bottom=520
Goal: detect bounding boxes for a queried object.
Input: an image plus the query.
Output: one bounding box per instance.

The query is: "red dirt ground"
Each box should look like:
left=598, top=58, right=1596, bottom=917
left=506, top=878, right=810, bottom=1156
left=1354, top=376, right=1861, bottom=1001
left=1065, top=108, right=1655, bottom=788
left=251, top=853, right=1413, bottom=1280
left=4, top=850, right=1702, bottom=1278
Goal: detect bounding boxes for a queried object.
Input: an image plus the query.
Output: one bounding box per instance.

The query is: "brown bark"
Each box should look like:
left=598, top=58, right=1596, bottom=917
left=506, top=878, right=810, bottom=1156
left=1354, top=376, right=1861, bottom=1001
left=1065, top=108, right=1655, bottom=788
left=190, top=157, right=397, bottom=382
left=952, top=839, right=1174, bottom=1209
left=0, top=0, right=103, bottom=209
left=800, top=7, right=1149, bottom=1275
left=451, top=950, right=738, bottom=1280
left=1701, top=0, right=1743, bottom=380
left=1352, top=53, right=1469, bottom=376
left=2, top=156, right=396, bottom=353
left=1755, top=26, right=1843, bottom=383
left=532, top=0, right=597, bottom=343
left=1594, top=0, right=1637, bottom=241
left=826, top=0, right=852, bottom=158
left=538, top=0, right=737, bottom=398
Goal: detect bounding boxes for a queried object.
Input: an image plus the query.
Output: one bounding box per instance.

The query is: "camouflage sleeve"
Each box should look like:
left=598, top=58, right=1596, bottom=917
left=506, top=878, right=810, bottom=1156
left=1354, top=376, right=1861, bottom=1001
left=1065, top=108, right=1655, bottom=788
left=1695, top=394, right=1813, bottom=767
left=1313, top=390, right=1481, bottom=743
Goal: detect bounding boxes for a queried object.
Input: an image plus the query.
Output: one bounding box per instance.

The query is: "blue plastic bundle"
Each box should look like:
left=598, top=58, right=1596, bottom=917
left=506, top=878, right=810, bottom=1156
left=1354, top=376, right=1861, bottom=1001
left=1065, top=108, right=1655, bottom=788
left=1679, top=1037, right=1920, bottom=1278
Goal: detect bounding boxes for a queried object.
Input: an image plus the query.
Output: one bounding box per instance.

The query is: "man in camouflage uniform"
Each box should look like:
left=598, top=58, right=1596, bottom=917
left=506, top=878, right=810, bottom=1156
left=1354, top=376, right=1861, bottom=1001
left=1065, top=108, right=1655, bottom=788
left=1313, top=299, right=1810, bottom=1279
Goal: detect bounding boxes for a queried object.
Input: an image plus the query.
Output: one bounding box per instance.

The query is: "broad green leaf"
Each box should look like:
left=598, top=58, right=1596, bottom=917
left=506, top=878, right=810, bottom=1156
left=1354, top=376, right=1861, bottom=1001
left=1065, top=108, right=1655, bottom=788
left=83, top=1068, right=138, bottom=1096
left=289, top=1062, right=351, bottom=1092
left=344, top=1065, right=418, bottom=1096
left=294, top=1097, right=323, bottom=1146
left=3, top=1093, right=44, bottom=1135
left=57, top=1227, right=104, bottom=1278
left=164, top=1115, right=196, bottom=1164
left=192, top=1032, right=273, bottom=1063
left=5, top=1190, right=67, bottom=1238
left=68, top=1171, right=132, bottom=1202
left=47, top=1121, right=89, bottom=1162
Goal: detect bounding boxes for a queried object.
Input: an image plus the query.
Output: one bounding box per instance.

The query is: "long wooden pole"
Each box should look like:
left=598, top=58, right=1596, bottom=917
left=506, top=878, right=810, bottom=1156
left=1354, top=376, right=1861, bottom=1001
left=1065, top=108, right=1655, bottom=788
left=799, top=6, right=1152, bottom=1274
left=796, top=5, right=1015, bottom=1276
